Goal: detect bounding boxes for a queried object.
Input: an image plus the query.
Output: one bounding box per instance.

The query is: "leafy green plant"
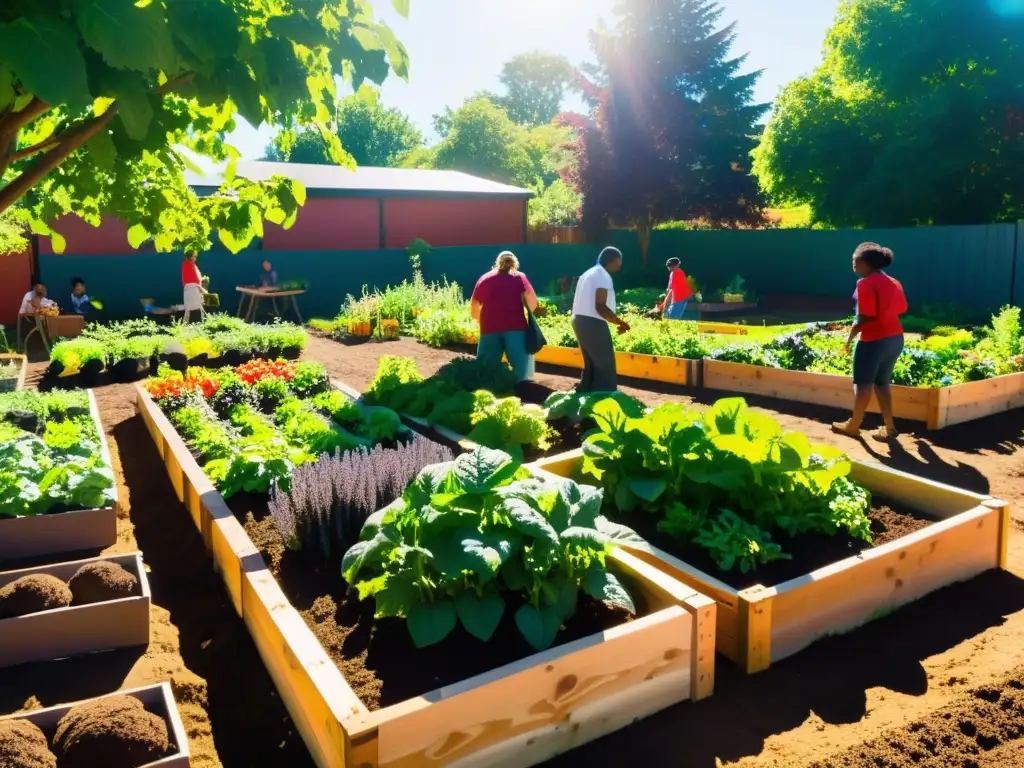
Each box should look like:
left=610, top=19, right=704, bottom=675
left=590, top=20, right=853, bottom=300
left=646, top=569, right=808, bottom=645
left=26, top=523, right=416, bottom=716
left=365, top=356, right=424, bottom=411
left=543, top=390, right=645, bottom=423
left=342, top=447, right=638, bottom=651
left=468, top=392, right=554, bottom=461
left=255, top=377, right=290, bottom=412
left=290, top=361, right=330, bottom=398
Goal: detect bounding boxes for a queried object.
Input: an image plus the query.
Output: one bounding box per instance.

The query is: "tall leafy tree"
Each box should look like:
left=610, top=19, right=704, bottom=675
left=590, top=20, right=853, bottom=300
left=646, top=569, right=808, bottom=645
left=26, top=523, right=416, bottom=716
left=265, top=86, right=422, bottom=167
left=753, top=0, right=1024, bottom=227
left=0, top=0, right=410, bottom=253
left=432, top=97, right=536, bottom=186
left=492, top=52, right=574, bottom=126
left=566, top=0, right=768, bottom=253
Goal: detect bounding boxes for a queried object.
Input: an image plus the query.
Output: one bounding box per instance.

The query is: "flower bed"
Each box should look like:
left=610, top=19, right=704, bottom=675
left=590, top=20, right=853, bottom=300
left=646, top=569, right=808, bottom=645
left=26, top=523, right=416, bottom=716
left=0, top=353, right=27, bottom=392
left=527, top=397, right=1010, bottom=672
left=137, top=379, right=716, bottom=768
left=0, top=390, right=118, bottom=564
left=46, top=315, right=307, bottom=387
left=0, top=683, right=191, bottom=768
left=0, top=552, right=150, bottom=668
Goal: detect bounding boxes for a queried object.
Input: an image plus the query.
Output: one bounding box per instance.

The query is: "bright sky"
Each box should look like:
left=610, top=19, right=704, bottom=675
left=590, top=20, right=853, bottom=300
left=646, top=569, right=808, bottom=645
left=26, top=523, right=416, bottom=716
left=229, top=0, right=842, bottom=159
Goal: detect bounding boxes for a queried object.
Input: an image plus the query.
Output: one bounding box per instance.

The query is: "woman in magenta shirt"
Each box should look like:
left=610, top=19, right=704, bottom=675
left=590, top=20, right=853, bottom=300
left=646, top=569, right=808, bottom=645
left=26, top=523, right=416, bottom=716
left=833, top=242, right=908, bottom=441
left=470, top=252, right=540, bottom=382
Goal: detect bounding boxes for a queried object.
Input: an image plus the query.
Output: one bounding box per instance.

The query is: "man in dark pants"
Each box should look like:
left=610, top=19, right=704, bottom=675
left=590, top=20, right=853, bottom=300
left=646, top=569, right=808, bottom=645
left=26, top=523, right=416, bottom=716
left=571, top=247, right=630, bottom=391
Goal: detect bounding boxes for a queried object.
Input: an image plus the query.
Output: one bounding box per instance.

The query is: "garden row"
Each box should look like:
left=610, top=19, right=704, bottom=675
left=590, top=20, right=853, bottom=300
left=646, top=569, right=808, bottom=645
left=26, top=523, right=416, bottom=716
left=0, top=388, right=192, bottom=766
left=44, top=315, right=307, bottom=388
left=134, top=351, right=1009, bottom=767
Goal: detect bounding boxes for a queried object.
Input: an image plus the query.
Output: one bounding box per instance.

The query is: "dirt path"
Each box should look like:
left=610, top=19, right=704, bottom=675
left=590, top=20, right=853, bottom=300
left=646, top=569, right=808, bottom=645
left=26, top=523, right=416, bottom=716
left=5, top=336, right=1021, bottom=768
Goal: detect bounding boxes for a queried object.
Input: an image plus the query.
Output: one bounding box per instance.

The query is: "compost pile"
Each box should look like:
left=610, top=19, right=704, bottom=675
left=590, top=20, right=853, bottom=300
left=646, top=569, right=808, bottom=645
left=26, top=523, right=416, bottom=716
left=0, top=562, right=139, bottom=619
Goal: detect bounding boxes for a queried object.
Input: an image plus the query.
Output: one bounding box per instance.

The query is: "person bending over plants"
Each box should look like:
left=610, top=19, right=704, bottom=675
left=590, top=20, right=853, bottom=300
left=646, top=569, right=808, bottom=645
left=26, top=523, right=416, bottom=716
left=832, top=242, right=908, bottom=441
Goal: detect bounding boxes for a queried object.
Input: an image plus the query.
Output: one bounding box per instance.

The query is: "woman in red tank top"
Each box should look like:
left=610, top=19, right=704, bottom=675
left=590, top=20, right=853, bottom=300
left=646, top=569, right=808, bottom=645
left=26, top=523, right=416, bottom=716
left=833, top=242, right=908, bottom=441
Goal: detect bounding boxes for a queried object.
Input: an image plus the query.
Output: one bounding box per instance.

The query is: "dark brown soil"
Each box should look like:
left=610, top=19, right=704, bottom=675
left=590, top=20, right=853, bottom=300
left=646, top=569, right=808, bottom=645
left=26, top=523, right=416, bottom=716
left=68, top=561, right=140, bottom=606
left=241, top=512, right=631, bottom=711
left=808, top=666, right=1024, bottom=768
left=53, top=695, right=169, bottom=768
left=618, top=499, right=935, bottom=590
left=0, top=574, right=72, bottom=619
left=0, top=718, right=56, bottom=768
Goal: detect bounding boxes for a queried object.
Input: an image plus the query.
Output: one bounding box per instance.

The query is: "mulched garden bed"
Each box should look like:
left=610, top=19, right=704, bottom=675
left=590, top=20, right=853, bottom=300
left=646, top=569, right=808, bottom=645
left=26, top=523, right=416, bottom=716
left=620, top=498, right=935, bottom=591
left=231, top=498, right=630, bottom=711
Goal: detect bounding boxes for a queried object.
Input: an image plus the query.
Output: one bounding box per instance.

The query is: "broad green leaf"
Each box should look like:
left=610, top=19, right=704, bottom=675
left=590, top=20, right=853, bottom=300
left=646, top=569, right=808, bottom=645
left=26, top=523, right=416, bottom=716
left=392, top=0, right=411, bottom=18
left=74, top=0, right=178, bottom=74
left=0, top=13, right=91, bottom=109
left=454, top=590, right=505, bottom=642
left=405, top=462, right=454, bottom=509
left=372, top=571, right=418, bottom=618
left=594, top=515, right=646, bottom=545
left=0, top=68, right=13, bottom=110
left=514, top=603, right=562, bottom=651
left=500, top=555, right=530, bottom=591
left=407, top=599, right=457, bottom=648
left=371, top=21, right=409, bottom=80
left=627, top=477, right=667, bottom=503
left=116, top=87, right=154, bottom=141
left=584, top=566, right=636, bottom=614
left=341, top=533, right=388, bottom=583
left=501, top=497, right=558, bottom=548
left=87, top=131, right=117, bottom=171
left=540, top=575, right=578, bottom=622
left=432, top=530, right=508, bottom=584
left=560, top=526, right=609, bottom=549
left=706, top=398, right=747, bottom=436
left=126, top=223, right=149, bottom=249
left=613, top=481, right=638, bottom=512
left=453, top=447, right=517, bottom=494
left=49, top=231, right=67, bottom=255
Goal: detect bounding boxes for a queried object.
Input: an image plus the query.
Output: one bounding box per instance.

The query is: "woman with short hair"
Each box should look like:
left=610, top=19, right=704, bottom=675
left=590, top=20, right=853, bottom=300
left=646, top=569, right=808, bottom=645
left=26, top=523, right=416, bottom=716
left=470, top=251, right=539, bottom=382
left=832, top=242, right=908, bottom=441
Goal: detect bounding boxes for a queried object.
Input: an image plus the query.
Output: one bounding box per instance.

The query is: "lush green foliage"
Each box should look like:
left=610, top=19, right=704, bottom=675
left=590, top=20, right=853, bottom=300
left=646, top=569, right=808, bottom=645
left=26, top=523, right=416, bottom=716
left=265, top=86, right=423, bottom=167
left=482, top=52, right=574, bottom=127
left=753, top=0, right=1024, bottom=227
left=149, top=361, right=406, bottom=498
left=544, top=390, right=645, bottom=424
left=538, top=311, right=713, bottom=359
left=342, top=447, right=639, bottom=650
left=0, top=0, right=411, bottom=253
left=580, top=397, right=872, bottom=573
left=0, top=390, right=115, bottom=517
left=468, top=391, right=554, bottom=462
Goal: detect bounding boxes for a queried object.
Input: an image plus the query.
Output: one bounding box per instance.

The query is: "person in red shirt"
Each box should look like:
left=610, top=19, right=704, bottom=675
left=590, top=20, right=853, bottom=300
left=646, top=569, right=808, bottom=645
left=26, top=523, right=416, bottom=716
left=470, top=251, right=540, bottom=382
left=657, top=258, right=693, bottom=319
left=833, top=242, right=908, bottom=441
left=181, top=252, right=205, bottom=323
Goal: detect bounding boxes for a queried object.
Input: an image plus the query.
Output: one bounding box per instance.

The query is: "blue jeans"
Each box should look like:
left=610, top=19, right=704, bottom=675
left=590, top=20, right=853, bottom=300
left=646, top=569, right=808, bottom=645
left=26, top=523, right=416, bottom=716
left=478, top=330, right=534, bottom=382
left=665, top=300, right=689, bottom=320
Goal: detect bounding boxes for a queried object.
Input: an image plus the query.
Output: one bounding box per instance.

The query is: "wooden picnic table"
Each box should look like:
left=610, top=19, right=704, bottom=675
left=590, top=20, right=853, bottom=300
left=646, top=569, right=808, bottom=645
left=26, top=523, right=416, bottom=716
left=16, top=313, right=84, bottom=354
left=235, top=286, right=305, bottom=323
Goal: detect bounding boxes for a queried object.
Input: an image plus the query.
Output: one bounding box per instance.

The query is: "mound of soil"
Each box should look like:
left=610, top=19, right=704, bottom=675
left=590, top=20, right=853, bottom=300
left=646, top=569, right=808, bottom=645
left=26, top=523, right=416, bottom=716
left=621, top=499, right=934, bottom=591
left=68, top=562, right=140, bottom=606
left=0, top=575, right=73, bottom=619
left=53, top=695, right=169, bottom=768
left=0, top=719, right=56, bottom=768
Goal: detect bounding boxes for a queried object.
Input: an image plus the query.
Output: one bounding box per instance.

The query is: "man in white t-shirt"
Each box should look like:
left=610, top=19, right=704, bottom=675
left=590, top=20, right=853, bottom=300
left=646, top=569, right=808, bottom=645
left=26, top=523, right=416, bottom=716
left=571, top=247, right=630, bottom=392
left=19, top=284, right=56, bottom=315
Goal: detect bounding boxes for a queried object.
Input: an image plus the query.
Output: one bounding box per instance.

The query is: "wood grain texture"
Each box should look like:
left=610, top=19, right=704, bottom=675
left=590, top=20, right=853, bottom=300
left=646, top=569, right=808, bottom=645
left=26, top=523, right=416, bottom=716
left=533, top=346, right=696, bottom=386
left=937, top=373, right=1024, bottom=429
left=849, top=461, right=987, bottom=519
left=737, top=587, right=774, bottom=674
left=0, top=353, right=28, bottom=390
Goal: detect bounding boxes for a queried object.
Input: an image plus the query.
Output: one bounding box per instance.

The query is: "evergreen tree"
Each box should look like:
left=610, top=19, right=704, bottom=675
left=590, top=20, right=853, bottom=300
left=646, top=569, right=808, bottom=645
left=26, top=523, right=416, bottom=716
left=566, top=0, right=768, bottom=251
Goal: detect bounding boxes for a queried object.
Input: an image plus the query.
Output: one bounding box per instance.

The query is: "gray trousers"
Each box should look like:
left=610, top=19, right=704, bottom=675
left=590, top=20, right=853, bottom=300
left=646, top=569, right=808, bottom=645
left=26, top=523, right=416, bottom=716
left=572, top=315, right=617, bottom=392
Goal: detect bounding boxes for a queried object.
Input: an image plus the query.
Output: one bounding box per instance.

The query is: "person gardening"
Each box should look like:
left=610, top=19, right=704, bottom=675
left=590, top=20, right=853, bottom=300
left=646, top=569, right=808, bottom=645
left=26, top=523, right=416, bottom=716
left=832, top=242, right=908, bottom=441
left=657, top=257, right=693, bottom=319
left=181, top=252, right=206, bottom=323
left=470, top=251, right=540, bottom=382
left=571, top=246, right=629, bottom=392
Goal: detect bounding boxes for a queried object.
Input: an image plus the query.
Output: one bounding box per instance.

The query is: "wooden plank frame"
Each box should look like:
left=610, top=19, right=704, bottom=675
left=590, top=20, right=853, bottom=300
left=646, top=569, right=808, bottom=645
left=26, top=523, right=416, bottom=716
left=0, top=682, right=191, bottom=768
left=703, top=359, right=1024, bottom=430
left=0, top=552, right=150, bottom=668
left=533, top=346, right=700, bottom=387
left=0, top=352, right=28, bottom=391
left=136, top=384, right=717, bottom=768
left=528, top=448, right=1010, bottom=674
left=0, top=390, right=118, bottom=564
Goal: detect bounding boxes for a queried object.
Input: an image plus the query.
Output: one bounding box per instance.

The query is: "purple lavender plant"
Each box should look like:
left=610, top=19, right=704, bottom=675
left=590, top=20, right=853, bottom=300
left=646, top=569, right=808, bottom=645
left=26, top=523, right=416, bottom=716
left=269, top=435, right=453, bottom=557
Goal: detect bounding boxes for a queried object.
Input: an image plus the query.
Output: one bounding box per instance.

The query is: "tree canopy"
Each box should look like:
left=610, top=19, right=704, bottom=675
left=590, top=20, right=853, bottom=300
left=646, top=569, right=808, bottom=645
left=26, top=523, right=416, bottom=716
left=0, top=0, right=410, bottom=254
left=566, top=0, right=768, bottom=247
left=265, top=87, right=422, bottom=167
left=752, top=0, right=1024, bottom=228
left=487, top=51, right=574, bottom=127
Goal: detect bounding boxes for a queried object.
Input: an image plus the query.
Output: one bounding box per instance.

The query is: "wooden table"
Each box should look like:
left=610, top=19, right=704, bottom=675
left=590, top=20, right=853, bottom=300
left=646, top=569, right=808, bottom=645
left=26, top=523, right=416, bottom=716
left=17, top=313, right=84, bottom=354
left=235, top=287, right=305, bottom=323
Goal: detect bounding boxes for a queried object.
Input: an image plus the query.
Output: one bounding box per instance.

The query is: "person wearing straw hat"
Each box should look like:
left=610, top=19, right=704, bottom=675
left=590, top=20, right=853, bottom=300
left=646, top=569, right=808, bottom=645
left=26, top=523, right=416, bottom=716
left=571, top=246, right=629, bottom=392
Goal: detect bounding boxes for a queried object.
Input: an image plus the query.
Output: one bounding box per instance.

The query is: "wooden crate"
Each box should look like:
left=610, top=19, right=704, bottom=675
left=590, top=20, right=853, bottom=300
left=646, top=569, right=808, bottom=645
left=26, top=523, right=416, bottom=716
left=0, top=390, right=118, bottom=564
left=0, top=682, right=191, bottom=767
left=137, top=384, right=717, bottom=768
left=0, top=552, right=150, bottom=668
left=534, top=346, right=700, bottom=387
left=703, top=359, right=1024, bottom=430
left=528, top=449, right=1010, bottom=674
left=0, top=352, right=28, bottom=391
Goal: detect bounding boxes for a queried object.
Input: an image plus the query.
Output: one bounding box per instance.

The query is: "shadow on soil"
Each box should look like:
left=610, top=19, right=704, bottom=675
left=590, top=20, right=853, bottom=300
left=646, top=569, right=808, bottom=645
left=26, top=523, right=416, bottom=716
left=111, top=416, right=316, bottom=768
left=0, top=648, right=144, bottom=713
left=542, top=568, right=1024, bottom=768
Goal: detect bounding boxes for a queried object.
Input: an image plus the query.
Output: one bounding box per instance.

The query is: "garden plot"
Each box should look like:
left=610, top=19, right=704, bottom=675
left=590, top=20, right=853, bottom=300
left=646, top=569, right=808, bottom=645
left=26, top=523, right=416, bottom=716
left=527, top=397, right=1010, bottom=672
left=137, top=359, right=715, bottom=768
left=0, top=390, right=118, bottom=563
left=0, top=353, right=27, bottom=392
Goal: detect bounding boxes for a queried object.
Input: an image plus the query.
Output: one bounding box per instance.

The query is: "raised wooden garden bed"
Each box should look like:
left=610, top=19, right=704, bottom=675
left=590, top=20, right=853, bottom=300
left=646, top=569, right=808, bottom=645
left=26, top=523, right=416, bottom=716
left=0, top=390, right=118, bottom=564
left=534, top=345, right=700, bottom=387
left=528, top=449, right=1011, bottom=674
left=0, top=352, right=28, bottom=392
left=137, top=383, right=717, bottom=768
left=703, top=359, right=1024, bottom=430
left=0, top=552, right=150, bottom=668
left=0, top=682, right=191, bottom=768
